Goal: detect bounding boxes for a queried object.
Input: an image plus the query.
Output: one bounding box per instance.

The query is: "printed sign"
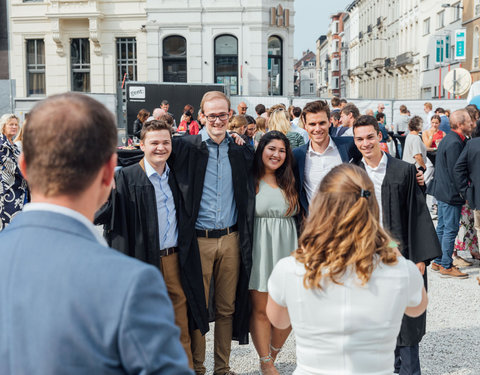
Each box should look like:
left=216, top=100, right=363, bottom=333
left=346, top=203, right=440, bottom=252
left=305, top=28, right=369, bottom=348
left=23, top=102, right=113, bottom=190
left=129, top=86, right=146, bottom=100
left=454, top=29, right=466, bottom=60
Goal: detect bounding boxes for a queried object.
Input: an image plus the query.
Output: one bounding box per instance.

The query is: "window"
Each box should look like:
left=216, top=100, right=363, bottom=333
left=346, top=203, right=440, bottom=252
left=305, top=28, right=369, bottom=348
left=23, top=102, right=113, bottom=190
left=116, top=38, right=137, bottom=83
left=268, top=35, right=283, bottom=96
left=333, top=40, right=339, bottom=52
left=445, top=34, right=450, bottom=60
left=423, top=18, right=430, bottom=35
left=437, top=11, right=445, bottom=29
left=473, top=27, right=479, bottom=69
left=476, top=0, right=480, bottom=16
left=26, top=39, right=45, bottom=96
left=332, top=77, right=339, bottom=89
left=214, top=35, right=238, bottom=95
left=453, top=3, right=461, bottom=21
left=71, top=38, right=90, bottom=92
left=423, top=55, right=429, bottom=70
left=310, top=83, right=314, bottom=93
left=332, top=58, right=340, bottom=71
left=163, top=35, right=187, bottom=82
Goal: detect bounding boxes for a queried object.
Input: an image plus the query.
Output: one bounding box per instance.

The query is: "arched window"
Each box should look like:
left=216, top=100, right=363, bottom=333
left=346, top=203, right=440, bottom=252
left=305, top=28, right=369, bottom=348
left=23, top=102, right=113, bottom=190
left=474, top=27, right=479, bottom=69
left=214, top=35, right=238, bottom=95
left=163, top=35, right=187, bottom=82
left=268, top=36, right=283, bottom=95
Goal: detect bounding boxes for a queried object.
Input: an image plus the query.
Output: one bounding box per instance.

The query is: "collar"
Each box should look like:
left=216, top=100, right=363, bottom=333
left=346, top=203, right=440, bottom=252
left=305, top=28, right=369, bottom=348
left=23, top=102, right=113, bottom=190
left=23, top=202, right=107, bottom=246
left=144, top=158, right=170, bottom=179
left=362, top=151, right=388, bottom=172
left=199, top=127, right=231, bottom=144
left=308, top=136, right=336, bottom=156
left=452, top=129, right=466, bottom=141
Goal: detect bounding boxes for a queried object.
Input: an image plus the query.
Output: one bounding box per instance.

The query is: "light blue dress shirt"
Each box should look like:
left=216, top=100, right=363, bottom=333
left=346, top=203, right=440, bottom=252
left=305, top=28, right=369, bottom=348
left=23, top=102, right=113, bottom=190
left=196, top=128, right=238, bottom=230
left=144, top=159, right=178, bottom=249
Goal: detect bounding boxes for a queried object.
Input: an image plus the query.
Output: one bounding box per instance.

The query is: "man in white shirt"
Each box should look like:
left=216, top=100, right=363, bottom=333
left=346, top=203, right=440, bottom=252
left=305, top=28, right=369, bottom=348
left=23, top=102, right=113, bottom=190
left=292, top=100, right=360, bottom=217
left=352, top=115, right=441, bottom=375
left=338, top=103, right=360, bottom=137
left=423, top=102, right=434, bottom=131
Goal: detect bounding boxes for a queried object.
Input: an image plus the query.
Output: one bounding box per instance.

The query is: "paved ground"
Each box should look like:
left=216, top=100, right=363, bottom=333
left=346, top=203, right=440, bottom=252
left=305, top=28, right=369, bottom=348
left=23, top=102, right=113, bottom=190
left=204, top=252, right=480, bottom=375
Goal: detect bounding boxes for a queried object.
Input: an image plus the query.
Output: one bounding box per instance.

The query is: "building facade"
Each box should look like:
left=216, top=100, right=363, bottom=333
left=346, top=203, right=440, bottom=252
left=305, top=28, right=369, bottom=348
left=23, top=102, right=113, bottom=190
left=294, top=50, right=316, bottom=96
left=145, top=0, right=294, bottom=97
left=462, top=0, right=480, bottom=83
left=8, top=0, right=294, bottom=112
left=328, top=12, right=344, bottom=97
left=316, top=35, right=328, bottom=97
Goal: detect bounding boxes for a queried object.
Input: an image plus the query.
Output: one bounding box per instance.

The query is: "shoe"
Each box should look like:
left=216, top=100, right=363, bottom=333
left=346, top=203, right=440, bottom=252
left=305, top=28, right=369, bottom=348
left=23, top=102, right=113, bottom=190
left=259, top=355, right=278, bottom=375
left=269, top=344, right=282, bottom=362
left=431, top=262, right=441, bottom=272
left=470, top=251, right=480, bottom=260
left=453, top=256, right=473, bottom=267
left=440, top=266, right=469, bottom=279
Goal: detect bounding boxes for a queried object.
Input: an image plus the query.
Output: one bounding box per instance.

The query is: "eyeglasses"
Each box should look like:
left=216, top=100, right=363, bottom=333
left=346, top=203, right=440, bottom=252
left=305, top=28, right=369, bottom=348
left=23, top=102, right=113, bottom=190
left=205, top=113, right=229, bottom=122
left=240, top=107, right=248, bottom=110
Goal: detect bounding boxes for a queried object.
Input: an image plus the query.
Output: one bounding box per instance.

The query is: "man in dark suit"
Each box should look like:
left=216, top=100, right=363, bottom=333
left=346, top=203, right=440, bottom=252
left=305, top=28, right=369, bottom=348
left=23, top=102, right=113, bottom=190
left=454, top=132, right=480, bottom=260
left=431, top=109, right=473, bottom=278
left=0, top=93, right=192, bottom=375
left=293, top=100, right=360, bottom=216
left=352, top=115, right=441, bottom=375
left=95, top=119, right=195, bottom=367
left=170, top=91, right=255, bottom=375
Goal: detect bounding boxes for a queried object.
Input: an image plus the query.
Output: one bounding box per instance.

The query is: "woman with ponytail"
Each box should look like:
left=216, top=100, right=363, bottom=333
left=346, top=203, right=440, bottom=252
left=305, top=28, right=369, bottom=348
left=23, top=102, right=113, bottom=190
left=248, top=130, right=298, bottom=374
left=266, top=163, right=428, bottom=375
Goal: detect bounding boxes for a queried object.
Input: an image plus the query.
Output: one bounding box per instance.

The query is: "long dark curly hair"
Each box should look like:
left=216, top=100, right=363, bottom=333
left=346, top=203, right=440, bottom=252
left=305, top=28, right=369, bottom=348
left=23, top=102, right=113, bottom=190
left=253, top=130, right=298, bottom=216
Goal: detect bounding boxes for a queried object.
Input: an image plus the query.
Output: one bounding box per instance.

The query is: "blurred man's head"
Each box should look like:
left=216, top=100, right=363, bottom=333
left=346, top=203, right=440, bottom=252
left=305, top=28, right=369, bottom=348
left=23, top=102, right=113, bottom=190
left=424, top=102, right=432, bottom=114
left=340, top=103, right=360, bottom=128
left=377, top=103, right=385, bottom=113
left=237, top=101, right=248, bottom=115
left=161, top=100, right=170, bottom=112
left=152, top=108, right=166, bottom=120
left=450, top=109, right=473, bottom=137
left=21, top=93, right=117, bottom=201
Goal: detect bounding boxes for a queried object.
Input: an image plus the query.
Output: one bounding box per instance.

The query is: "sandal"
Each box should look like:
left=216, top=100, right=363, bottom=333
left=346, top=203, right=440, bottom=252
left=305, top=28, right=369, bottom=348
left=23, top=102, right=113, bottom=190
left=259, top=355, right=278, bottom=375
left=269, top=344, right=282, bottom=362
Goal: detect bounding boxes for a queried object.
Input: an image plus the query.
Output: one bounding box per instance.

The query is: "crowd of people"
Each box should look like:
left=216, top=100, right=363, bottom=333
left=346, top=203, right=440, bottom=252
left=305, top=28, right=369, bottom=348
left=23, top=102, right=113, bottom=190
left=0, top=91, right=479, bottom=375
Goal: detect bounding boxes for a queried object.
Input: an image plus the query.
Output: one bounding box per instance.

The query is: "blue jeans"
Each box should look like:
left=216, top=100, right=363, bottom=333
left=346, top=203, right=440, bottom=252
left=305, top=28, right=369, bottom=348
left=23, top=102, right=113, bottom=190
left=434, top=201, right=462, bottom=269
left=394, top=345, right=421, bottom=375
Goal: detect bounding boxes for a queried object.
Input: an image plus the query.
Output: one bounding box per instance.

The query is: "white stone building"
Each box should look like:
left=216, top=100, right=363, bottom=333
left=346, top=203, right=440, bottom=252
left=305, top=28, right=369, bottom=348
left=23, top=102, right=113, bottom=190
left=144, top=0, right=294, bottom=97
left=8, top=0, right=294, bottom=113
left=316, top=35, right=329, bottom=97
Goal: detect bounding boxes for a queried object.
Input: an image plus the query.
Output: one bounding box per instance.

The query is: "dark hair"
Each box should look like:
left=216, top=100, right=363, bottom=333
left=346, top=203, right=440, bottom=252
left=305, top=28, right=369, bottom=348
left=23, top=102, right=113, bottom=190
left=253, top=131, right=298, bottom=216
left=301, top=100, right=331, bottom=124
left=24, top=93, right=117, bottom=197
left=435, top=107, right=445, bottom=114
left=245, top=115, right=256, bottom=125
left=161, top=100, right=169, bottom=106
left=408, top=116, right=423, bottom=132
left=376, top=112, right=385, bottom=121
left=184, top=110, right=192, bottom=118
left=292, top=107, right=302, bottom=117
left=399, top=104, right=408, bottom=114
left=340, top=98, right=348, bottom=104
left=341, top=103, right=360, bottom=120
left=331, top=97, right=341, bottom=107
left=255, top=104, right=266, bottom=115
left=140, top=119, right=173, bottom=141
left=431, top=114, right=441, bottom=123
left=353, top=115, right=380, bottom=134
left=184, top=104, right=194, bottom=113
left=331, top=111, right=341, bottom=121
left=465, top=106, right=479, bottom=122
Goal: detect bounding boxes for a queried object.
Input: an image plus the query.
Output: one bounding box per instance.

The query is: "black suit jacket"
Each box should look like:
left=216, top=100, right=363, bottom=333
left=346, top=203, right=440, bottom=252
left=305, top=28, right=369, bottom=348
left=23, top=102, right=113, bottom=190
left=454, top=137, right=480, bottom=209
left=432, top=130, right=466, bottom=205
left=292, top=137, right=361, bottom=215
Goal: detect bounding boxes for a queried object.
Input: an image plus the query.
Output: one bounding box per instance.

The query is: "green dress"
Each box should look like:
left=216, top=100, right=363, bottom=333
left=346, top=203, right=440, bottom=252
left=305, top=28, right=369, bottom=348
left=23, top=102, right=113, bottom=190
left=248, top=180, right=298, bottom=292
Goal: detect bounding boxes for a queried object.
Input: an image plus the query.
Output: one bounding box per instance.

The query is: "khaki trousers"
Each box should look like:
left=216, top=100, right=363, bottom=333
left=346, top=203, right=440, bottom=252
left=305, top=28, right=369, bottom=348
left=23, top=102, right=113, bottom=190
left=158, top=252, right=193, bottom=368
left=191, top=231, right=240, bottom=375
left=474, top=209, right=480, bottom=244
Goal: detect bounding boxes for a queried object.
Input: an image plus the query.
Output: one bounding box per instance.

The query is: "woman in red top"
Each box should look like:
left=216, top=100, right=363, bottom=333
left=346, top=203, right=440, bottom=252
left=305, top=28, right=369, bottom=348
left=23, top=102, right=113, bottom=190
left=422, top=115, right=445, bottom=151
left=177, top=111, right=199, bottom=135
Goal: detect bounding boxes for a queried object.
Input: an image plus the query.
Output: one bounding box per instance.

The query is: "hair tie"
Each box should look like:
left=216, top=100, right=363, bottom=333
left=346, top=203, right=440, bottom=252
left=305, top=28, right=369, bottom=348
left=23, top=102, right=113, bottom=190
left=360, top=189, right=371, bottom=199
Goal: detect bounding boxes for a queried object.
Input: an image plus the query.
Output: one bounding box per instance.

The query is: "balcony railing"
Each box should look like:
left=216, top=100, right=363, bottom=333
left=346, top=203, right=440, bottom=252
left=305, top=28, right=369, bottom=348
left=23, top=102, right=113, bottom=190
left=396, top=52, right=413, bottom=67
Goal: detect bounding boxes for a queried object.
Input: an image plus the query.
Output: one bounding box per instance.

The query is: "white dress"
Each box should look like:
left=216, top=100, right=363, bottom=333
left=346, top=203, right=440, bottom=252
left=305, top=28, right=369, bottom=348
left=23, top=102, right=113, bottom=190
left=268, top=255, right=423, bottom=375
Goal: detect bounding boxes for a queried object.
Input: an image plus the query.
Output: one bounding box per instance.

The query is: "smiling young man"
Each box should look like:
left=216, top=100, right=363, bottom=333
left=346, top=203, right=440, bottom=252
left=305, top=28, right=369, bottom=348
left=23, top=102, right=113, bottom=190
left=292, top=100, right=360, bottom=216
left=170, top=91, right=255, bottom=375
left=95, top=119, right=194, bottom=367
left=352, top=115, right=441, bottom=375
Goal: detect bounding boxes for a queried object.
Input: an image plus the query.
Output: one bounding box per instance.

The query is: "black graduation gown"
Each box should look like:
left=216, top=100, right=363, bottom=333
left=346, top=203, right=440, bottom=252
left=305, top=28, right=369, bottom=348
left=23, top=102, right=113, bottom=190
left=170, top=135, right=255, bottom=344
left=357, top=155, right=442, bottom=346
left=94, top=159, right=208, bottom=336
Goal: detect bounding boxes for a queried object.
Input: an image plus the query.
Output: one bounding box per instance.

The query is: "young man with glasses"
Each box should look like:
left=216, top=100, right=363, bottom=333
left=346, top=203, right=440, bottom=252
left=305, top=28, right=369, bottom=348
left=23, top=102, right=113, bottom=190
left=237, top=101, right=248, bottom=115
left=170, top=91, right=255, bottom=375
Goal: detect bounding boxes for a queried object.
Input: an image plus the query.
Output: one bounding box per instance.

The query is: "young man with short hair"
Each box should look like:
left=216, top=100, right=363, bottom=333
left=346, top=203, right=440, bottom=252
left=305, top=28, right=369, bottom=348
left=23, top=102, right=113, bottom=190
left=338, top=103, right=360, bottom=137
left=352, top=115, right=441, bottom=375
left=95, top=119, right=194, bottom=366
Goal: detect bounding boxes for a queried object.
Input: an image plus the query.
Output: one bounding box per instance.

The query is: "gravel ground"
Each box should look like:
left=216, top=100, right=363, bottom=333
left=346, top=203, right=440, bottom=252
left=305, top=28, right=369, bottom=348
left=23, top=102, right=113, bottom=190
left=204, top=251, right=480, bottom=375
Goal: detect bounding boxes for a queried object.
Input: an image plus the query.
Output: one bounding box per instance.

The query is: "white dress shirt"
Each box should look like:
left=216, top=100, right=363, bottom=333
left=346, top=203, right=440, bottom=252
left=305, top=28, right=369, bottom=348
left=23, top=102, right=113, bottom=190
left=304, top=138, right=343, bottom=204
left=341, top=127, right=353, bottom=137
left=362, top=152, right=388, bottom=226
left=23, top=202, right=107, bottom=246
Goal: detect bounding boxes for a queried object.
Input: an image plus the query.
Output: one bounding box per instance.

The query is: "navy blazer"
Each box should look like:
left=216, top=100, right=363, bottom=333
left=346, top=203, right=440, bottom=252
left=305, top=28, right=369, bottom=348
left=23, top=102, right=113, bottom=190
left=293, top=136, right=360, bottom=215
left=454, top=137, right=480, bottom=210
left=0, top=210, right=193, bottom=375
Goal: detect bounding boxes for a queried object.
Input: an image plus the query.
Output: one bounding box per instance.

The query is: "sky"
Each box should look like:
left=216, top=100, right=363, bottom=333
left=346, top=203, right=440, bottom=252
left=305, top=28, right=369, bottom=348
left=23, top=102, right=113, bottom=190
left=294, top=0, right=353, bottom=59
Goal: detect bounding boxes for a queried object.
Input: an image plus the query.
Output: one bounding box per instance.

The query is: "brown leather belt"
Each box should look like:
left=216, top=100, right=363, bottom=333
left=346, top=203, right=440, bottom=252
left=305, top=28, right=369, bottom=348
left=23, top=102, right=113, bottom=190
left=195, top=224, right=238, bottom=239
left=159, top=247, right=178, bottom=257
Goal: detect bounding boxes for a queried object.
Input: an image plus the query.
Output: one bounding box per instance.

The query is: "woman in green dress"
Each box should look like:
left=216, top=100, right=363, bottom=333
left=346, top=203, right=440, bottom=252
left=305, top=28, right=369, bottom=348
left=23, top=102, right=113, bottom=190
left=249, top=131, right=299, bottom=374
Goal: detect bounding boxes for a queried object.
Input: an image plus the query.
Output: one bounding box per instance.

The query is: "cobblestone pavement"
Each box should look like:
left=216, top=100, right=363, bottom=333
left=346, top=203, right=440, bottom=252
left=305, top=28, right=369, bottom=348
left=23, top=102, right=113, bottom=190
left=204, top=252, right=480, bottom=375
